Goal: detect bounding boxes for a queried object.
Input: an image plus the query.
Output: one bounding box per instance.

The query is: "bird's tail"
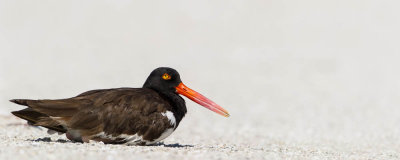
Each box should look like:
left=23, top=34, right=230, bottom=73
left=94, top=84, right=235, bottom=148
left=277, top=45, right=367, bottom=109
left=10, top=99, right=31, bottom=106
left=10, top=99, right=67, bottom=133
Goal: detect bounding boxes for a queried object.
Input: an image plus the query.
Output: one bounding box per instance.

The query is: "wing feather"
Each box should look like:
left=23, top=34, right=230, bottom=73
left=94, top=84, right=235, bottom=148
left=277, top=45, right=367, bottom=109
left=12, top=88, right=173, bottom=143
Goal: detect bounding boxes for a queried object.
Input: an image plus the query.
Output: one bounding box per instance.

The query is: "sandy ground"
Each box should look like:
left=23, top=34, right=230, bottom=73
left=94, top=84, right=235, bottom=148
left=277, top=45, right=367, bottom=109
left=1, top=103, right=400, bottom=160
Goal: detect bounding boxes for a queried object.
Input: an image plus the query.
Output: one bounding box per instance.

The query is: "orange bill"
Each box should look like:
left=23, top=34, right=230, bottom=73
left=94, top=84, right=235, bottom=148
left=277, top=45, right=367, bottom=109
left=175, top=82, right=230, bottom=117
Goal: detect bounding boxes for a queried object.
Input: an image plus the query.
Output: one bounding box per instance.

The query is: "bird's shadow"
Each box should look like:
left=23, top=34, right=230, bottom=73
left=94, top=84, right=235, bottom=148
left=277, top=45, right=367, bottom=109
left=152, top=142, right=194, bottom=148
left=29, top=137, right=71, bottom=143
left=29, top=137, right=193, bottom=148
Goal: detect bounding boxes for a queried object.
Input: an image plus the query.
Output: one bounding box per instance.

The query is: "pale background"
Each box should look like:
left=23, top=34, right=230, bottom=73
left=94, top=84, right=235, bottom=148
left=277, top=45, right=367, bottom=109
left=1, top=0, right=400, bottom=159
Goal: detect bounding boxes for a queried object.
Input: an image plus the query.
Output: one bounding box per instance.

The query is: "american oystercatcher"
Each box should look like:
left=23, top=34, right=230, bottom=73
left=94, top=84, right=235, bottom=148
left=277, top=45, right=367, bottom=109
left=10, top=67, right=229, bottom=145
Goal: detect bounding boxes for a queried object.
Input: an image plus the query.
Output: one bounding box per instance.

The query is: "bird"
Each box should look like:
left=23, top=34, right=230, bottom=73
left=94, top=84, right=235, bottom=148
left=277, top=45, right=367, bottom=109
left=10, top=67, right=229, bottom=145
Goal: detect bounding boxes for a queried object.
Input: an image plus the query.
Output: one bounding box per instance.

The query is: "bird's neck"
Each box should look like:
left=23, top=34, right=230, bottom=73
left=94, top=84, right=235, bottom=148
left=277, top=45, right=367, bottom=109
left=145, top=87, right=187, bottom=127
left=160, top=92, right=187, bottom=127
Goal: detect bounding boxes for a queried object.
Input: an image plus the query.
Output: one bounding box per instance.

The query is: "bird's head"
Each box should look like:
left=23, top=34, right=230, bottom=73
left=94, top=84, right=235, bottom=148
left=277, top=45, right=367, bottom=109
left=143, top=67, right=229, bottom=117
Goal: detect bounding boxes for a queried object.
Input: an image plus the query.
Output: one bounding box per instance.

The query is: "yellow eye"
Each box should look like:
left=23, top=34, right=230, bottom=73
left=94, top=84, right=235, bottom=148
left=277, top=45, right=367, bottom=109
left=162, top=73, right=171, bottom=80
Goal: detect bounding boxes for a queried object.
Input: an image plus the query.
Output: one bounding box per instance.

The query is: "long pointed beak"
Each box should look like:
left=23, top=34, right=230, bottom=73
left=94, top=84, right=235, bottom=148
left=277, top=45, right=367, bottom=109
left=175, top=82, right=230, bottom=117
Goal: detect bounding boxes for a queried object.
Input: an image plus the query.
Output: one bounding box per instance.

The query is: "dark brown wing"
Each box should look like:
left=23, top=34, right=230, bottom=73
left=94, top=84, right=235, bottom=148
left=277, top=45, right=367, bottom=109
left=11, top=88, right=173, bottom=143
left=68, top=88, right=173, bottom=142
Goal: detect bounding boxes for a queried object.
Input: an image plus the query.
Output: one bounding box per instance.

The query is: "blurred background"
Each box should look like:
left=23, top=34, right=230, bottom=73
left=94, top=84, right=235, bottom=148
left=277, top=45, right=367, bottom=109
left=1, top=0, right=400, bottom=146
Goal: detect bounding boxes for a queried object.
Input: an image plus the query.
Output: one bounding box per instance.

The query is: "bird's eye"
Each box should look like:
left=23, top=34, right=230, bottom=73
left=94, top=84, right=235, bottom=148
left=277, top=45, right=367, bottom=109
left=162, top=73, right=171, bottom=80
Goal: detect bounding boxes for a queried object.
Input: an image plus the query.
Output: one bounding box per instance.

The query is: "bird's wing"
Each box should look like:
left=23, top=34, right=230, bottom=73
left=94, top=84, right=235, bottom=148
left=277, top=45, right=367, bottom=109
left=11, top=88, right=173, bottom=143
left=67, top=88, right=173, bottom=142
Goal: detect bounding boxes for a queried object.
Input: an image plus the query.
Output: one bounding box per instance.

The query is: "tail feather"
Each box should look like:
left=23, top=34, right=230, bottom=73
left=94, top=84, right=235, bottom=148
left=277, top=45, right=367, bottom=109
left=10, top=99, right=31, bottom=106
left=10, top=98, right=83, bottom=117
left=11, top=108, right=47, bottom=124
left=10, top=98, right=84, bottom=133
left=11, top=108, right=67, bottom=133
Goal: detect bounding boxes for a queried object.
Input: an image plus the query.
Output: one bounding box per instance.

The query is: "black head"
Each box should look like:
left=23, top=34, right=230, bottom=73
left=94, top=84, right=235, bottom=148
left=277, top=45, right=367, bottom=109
left=143, top=67, right=230, bottom=117
left=143, top=67, right=182, bottom=93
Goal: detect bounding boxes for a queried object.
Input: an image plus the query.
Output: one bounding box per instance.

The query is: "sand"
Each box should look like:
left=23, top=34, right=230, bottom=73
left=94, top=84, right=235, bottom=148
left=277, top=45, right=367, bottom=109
left=1, top=105, right=400, bottom=160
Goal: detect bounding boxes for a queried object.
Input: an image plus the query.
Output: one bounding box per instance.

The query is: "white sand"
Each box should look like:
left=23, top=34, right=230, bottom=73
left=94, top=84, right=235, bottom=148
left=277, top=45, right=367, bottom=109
left=1, top=103, right=400, bottom=160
